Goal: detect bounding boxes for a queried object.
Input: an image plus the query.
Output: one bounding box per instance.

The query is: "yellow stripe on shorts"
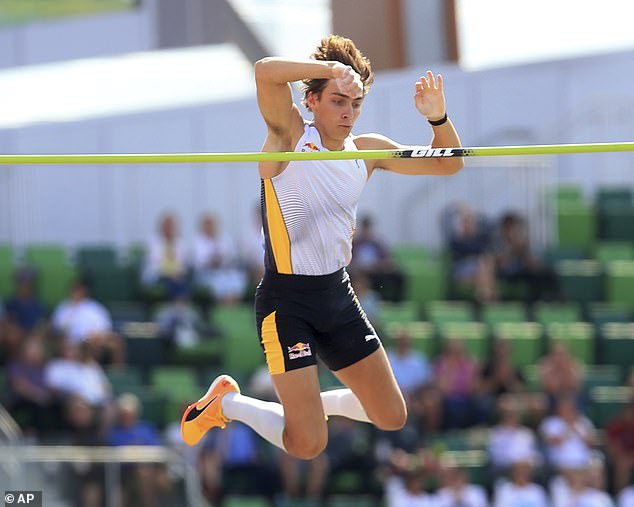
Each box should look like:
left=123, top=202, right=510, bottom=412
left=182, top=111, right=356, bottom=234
left=261, top=311, right=285, bottom=375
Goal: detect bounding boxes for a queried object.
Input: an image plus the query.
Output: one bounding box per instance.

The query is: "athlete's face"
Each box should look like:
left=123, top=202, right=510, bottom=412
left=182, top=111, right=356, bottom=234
left=307, top=79, right=363, bottom=148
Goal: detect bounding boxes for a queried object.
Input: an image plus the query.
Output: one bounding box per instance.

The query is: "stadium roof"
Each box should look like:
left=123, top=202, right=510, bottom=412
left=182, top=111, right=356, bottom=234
left=0, top=43, right=255, bottom=129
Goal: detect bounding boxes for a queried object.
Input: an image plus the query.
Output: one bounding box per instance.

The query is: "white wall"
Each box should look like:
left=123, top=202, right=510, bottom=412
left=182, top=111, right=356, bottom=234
left=1, top=51, right=634, bottom=253
left=0, top=6, right=155, bottom=69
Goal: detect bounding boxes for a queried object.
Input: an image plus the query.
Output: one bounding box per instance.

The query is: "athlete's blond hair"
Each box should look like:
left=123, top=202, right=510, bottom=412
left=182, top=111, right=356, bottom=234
left=301, top=35, right=374, bottom=110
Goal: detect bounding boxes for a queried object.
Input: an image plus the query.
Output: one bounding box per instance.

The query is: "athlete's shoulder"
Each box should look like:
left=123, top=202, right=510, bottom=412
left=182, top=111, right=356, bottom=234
left=352, top=132, right=401, bottom=150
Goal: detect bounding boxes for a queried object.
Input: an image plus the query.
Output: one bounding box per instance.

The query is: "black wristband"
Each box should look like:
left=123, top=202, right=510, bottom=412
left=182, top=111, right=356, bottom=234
left=428, top=112, right=448, bottom=126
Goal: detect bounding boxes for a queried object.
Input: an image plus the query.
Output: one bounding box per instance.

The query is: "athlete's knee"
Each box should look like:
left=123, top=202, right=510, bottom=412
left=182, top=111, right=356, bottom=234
left=371, top=399, right=408, bottom=431
left=283, top=425, right=328, bottom=460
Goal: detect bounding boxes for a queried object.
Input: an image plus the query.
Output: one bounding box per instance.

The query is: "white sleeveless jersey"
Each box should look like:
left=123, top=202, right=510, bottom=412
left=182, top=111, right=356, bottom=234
left=261, top=122, right=368, bottom=275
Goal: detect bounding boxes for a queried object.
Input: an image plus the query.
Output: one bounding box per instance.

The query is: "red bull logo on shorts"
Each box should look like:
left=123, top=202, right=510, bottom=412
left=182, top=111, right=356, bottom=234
left=288, top=342, right=312, bottom=360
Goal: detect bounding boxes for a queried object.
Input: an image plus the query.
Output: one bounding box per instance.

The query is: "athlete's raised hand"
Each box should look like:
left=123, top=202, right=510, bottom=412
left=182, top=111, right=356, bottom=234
left=332, top=62, right=364, bottom=98
left=415, top=70, right=446, bottom=122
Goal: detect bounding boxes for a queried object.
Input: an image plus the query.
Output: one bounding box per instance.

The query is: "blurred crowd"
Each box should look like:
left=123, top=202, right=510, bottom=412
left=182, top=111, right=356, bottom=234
left=0, top=205, right=632, bottom=507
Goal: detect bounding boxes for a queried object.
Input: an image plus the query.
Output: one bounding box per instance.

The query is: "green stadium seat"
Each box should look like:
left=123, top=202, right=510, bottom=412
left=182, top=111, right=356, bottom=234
left=427, top=301, right=474, bottom=325
left=327, top=496, right=378, bottom=507
left=77, top=246, right=117, bottom=269
left=404, top=262, right=447, bottom=309
left=556, top=203, right=596, bottom=250
left=87, top=265, right=136, bottom=304
left=213, top=304, right=261, bottom=376
left=481, top=303, right=526, bottom=326
left=24, top=244, right=67, bottom=267
left=277, top=498, right=321, bottom=507
left=107, top=301, right=148, bottom=323
left=385, top=321, right=435, bottom=357
left=379, top=300, right=419, bottom=326
left=596, top=188, right=633, bottom=210
left=105, top=366, right=143, bottom=395
left=551, top=184, right=585, bottom=206
left=542, top=246, right=586, bottom=267
left=150, top=367, right=199, bottom=402
left=392, top=244, right=432, bottom=271
left=556, top=260, right=602, bottom=303
left=600, top=323, right=634, bottom=371
left=122, top=321, right=165, bottom=368
left=600, top=205, right=634, bottom=242
left=546, top=322, right=594, bottom=363
left=595, top=242, right=634, bottom=265
left=583, top=365, right=622, bottom=392
left=589, top=386, right=633, bottom=426
left=38, top=265, right=77, bottom=310
left=534, top=303, right=582, bottom=325
left=172, top=339, right=223, bottom=367
left=493, top=322, right=544, bottom=368
left=588, top=303, right=631, bottom=327
left=438, top=322, right=488, bottom=360
left=23, top=244, right=76, bottom=309
left=0, top=244, right=15, bottom=299
left=223, top=496, right=270, bottom=507
left=605, top=261, right=634, bottom=309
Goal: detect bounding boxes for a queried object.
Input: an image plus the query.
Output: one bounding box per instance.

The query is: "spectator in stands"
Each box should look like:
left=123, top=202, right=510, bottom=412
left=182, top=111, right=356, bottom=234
left=386, top=330, right=432, bottom=403
left=0, top=300, right=7, bottom=358
left=385, top=467, right=432, bottom=507
left=408, top=383, right=444, bottom=435
left=325, top=416, right=375, bottom=497
left=107, top=393, right=171, bottom=507
left=493, top=211, right=560, bottom=302
left=51, top=278, right=125, bottom=365
left=445, top=204, right=496, bottom=302
left=434, top=338, right=482, bottom=428
left=539, top=396, right=596, bottom=473
left=434, top=466, right=488, bottom=507
left=539, top=342, right=583, bottom=409
left=61, top=395, right=105, bottom=507
left=488, top=395, right=541, bottom=480
left=350, top=215, right=405, bottom=301
left=142, top=212, right=189, bottom=298
left=239, top=202, right=266, bottom=291
left=552, top=458, right=614, bottom=507
left=605, top=401, right=634, bottom=494
left=4, top=267, right=45, bottom=333
left=351, top=272, right=382, bottom=326
left=481, top=340, right=526, bottom=405
left=619, top=486, right=634, bottom=507
left=45, top=340, right=113, bottom=414
left=5, top=336, right=60, bottom=437
left=193, top=213, right=248, bottom=304
left=155, top=287, right=217, bottom=350
left=493, top=460, right=548, bottom=507
left=199, top=422, right=280, bottom=504
left=247, top=365, right=326, bottom=501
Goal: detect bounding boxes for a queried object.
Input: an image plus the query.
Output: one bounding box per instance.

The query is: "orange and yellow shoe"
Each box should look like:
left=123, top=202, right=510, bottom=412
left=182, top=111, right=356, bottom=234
left=180, top=374, right=240, bottom=446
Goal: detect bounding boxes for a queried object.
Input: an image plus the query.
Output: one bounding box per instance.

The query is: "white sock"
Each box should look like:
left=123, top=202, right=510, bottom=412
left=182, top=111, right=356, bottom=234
left=221, top=393, right=286, bottom=451
left=321, top=388, right=371, bottom=423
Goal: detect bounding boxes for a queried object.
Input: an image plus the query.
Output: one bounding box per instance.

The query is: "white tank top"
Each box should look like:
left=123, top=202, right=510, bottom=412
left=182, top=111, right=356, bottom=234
left=261, top=122, right=368, bottom=275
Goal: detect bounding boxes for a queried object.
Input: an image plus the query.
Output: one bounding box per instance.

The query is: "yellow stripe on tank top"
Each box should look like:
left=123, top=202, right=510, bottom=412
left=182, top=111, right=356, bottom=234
left=261, top=311, right=285, bottom=375
left=264, top=179, right=292, bottom=274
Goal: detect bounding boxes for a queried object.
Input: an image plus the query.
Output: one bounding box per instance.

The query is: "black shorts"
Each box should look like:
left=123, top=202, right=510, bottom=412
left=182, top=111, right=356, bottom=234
left=255, top=268, right=381, bottom=375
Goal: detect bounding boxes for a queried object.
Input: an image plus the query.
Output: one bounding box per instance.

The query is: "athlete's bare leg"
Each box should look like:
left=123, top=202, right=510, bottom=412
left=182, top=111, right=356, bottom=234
left=271, top=365, right=328, bottom=459
left=333, top=347, right=407, bottom=430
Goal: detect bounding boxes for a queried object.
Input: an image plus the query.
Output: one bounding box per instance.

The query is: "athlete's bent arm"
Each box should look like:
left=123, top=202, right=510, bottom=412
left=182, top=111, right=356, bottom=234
left=356, top=71, right=464, bottom=176
left=254, top=57, right=363, bottom=178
